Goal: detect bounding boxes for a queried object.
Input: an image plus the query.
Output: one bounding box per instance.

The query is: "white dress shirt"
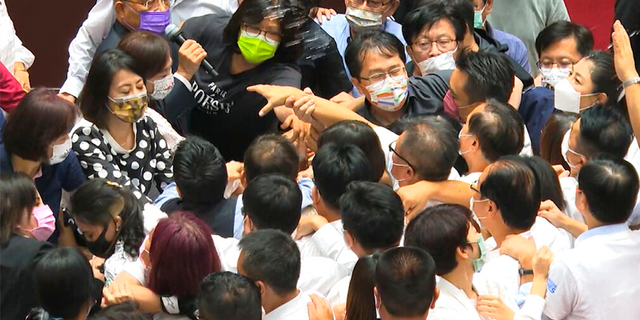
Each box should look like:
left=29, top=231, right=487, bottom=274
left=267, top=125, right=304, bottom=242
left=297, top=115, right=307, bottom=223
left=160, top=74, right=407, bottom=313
left=309, top=220, right=358, bottom=270
left=60, top=0, right=239, bottom=97
left=543, top=224, right=640, bottom=320
left=212, top=234, right=348, bottom=296
left=264, top=291, right=325, bottom=320
left=0, top=0, right=34, bottom=73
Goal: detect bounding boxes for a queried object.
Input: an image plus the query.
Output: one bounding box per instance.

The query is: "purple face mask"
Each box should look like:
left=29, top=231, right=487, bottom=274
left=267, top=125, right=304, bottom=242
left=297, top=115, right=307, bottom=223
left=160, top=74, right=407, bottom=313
left=123, top=3, right=171, bottom=34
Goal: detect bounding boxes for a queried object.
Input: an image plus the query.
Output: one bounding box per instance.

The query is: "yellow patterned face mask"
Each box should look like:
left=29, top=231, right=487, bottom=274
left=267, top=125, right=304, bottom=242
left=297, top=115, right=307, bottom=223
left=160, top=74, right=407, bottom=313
left=107, top=91, right=148, bottom=123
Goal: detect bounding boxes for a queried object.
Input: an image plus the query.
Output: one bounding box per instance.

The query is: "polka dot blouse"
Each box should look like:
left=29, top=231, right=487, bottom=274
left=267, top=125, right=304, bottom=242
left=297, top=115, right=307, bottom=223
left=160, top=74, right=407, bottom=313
left=72, top=116, right=174, bottom=197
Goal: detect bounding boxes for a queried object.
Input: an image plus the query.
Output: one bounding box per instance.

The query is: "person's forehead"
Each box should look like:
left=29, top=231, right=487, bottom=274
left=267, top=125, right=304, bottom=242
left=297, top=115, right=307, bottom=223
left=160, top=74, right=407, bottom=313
left=361, top=51, right=403, bottom=72
left=417, top=19, right=456, bottom=40
left=541, top=37, right=580, bottom=60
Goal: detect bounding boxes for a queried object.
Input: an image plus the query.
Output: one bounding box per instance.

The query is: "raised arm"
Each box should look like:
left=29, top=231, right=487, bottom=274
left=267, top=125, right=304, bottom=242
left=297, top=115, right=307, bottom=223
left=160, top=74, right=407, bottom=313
left=60, top=0, right=116, bottom=100
left=613, top=20, right=640, bottom=150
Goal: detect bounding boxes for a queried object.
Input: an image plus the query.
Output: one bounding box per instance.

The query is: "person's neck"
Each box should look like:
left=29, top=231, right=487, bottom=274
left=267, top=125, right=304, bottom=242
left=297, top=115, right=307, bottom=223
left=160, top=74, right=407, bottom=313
left=584, top=213, right=606, bottom=230
left=106, top=116, right=135, bottom=149
left=230, top=52, right=259, bottom=75
left=370, top=105, right=405, bottom=126
left=317, top=206, right=341, bottom=223
left=493, top=226, right=529, bottom=248
left=10, top=155, right=41, bottom=178
left=442, top=264, right=477, bottom=299
left=467, top=157, right=490, bottom=174
left=263, top=289, right=300, bottom=314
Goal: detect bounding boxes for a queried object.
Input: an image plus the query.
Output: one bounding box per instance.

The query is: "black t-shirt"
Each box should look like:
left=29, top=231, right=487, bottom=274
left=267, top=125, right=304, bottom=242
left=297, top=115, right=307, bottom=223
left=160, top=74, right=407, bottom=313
left=180, top=14, right=302, bottom=161
left=298, top=19, right=353, bottom=99
left=161, top=197, right=237, bottom=238
left=357, top=72, right=451, bottom=134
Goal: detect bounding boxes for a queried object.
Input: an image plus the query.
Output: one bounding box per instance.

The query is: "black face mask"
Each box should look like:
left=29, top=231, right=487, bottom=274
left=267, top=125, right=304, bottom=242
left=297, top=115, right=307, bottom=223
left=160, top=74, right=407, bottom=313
left=85, top=221, right=120, bottom=259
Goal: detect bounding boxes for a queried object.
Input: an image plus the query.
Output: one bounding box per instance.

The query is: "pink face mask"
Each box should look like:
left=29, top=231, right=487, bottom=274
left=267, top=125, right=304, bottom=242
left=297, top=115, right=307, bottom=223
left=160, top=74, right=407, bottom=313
left=23, top=205, right=56, bottom=241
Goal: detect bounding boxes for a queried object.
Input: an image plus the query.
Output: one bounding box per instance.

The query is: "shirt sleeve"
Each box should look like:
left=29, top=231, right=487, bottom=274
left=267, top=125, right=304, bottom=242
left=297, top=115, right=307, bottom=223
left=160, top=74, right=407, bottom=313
left=543, top=260, right=578, bottom=320
left=150, top=124, right=174, bottom=193
left=514, top=295, right=546, bottom=320
left=60, top=0, right=116, bottom=97
left=154, top=181, right=180, bottom=208
left=12, top=34, right=34, bottom=69
left=271, top=64, right=302, bottom=87
left=60, top=151, right=87, bottom=192
left=72, top=125, right=136, bottom=191
left=546, top=0, right=570, bottom=25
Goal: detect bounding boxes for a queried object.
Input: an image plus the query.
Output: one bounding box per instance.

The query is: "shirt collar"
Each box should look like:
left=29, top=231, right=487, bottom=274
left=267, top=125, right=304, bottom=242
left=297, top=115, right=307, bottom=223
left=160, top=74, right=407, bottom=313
left=575, top=223, right=629, bottom=247
left=263, top=292, right=307, bottom=320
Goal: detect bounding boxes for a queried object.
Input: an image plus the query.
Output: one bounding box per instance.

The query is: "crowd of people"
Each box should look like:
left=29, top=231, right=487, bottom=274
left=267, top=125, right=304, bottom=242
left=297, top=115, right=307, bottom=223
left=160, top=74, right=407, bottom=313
left=1, top=0, right=640, bottom=319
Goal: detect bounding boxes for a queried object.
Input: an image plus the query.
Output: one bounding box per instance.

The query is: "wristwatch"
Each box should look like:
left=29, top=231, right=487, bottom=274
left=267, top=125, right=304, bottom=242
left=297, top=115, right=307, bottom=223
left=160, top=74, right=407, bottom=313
left=623, top=77, right=640, bottom=88
left=518, top=268, right=534, bottom=276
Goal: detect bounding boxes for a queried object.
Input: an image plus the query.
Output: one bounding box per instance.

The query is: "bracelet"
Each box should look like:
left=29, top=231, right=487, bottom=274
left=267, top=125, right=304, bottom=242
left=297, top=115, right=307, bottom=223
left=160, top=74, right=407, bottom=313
left=623, top=77, right=640, bottom=88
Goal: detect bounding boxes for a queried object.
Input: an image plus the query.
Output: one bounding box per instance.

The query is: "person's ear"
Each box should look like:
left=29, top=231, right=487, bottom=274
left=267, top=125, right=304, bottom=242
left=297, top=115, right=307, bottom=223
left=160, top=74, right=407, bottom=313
left=114, top=1, right=127, bottom=19
left=243, top=215, right=253, bottom=235
left=485, top=0, right=494, bottom=15
left=351, top=77, right=366, bottom=96
left=240, top=170, right=247, bottom=188
left=456, top=245, right=471, bottom=261
left=344, top=230, right=355, bottom=249
left=487, top=200, right=497, bottom=218
left=255, top=280, right=266, bottom=297
left=575, top=189, right=588, bottom=213
left=176, top=186, right=183, bottom=199
left=431, top=287, right=440, bottom=309
left=406, top=45, right=416, bottom=63
left=374, top=286, right=382, bottom=310
left=312, top=186, right=320, bottom=206
left=114, top=215, right=123, bottom=230
left=385, top=0, right=400, bottom=17
left=596, top=92, right=608, bottom=105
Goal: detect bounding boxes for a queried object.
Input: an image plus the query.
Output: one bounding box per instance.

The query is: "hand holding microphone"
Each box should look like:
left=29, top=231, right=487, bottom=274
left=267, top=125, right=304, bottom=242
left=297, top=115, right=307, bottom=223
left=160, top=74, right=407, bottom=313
left=165, top=24, right=219, bottom=78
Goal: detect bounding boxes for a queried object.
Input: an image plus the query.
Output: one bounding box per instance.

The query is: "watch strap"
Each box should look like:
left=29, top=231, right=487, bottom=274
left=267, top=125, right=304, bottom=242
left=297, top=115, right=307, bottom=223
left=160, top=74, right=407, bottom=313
left=623, top=77, right=640, bottom=88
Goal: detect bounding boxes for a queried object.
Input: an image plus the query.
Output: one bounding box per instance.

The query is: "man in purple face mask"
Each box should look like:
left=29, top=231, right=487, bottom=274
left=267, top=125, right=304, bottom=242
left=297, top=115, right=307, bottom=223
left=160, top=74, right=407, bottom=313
left=93, top=0, right=171, bottom=58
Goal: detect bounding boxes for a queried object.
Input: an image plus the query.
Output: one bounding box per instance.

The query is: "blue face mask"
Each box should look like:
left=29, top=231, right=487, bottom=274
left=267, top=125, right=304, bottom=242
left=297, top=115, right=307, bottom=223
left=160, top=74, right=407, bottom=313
left=473, top=6, right=485, bottom=29
left=470, top=235, right=486, bottom=272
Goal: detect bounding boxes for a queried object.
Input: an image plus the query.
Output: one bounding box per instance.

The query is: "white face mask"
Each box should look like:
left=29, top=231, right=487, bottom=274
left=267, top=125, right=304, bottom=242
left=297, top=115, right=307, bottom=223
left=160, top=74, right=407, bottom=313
left=149, top=74, right=174, bottom=100
left=540, top=67, right=571, bottom=88
left=417, top=48, right=457, bottom=75
left=49, top=138, right=72, bottom=165
left=554, top=78, right=600, bottom=113
left=345, top=7, right=384, bottom=30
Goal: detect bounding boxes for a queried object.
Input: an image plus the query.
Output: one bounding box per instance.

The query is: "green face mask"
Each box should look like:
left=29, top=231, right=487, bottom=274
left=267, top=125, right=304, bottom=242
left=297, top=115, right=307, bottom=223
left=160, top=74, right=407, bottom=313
left=237, top=30, right=279, bottom=64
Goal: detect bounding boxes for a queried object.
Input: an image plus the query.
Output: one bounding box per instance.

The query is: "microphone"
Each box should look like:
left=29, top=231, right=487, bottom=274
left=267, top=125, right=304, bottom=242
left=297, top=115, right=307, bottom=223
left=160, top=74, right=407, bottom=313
left=165, top=24, right=219, bottom=77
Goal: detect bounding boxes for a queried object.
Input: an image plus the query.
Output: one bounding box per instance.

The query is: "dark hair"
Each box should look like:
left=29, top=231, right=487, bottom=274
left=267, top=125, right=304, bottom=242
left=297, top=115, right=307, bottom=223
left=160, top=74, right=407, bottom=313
left=467, top=99, right=525, bottom=162
left=244, top=174, right=302, bottom=234
left=519, top=156, right=567, bottom=212
left=480, top=158, right=541, bottom=230
left=198, top=272, right=262, bottom=320
left=174, top=136, right=227, bottom=205
left=90, top=301, right=151, bottom=320
left=398, top=115, right=458, bottom=181
left=405, top=204, right=473, bottom=275
left=541, top=111, right=579, bottom=170
left=577, top=105, right=632, bottom=159
left=71, top=179, right=145, bottom=257
left=578, top=155, right=639, bottom=224
left=223, top=0, right=305, bottom=64
left=3, top=88, right=76, bottom=161
left=238, top=229, right=300, bottom=296
left=312, top=143, right=376, bottom=209
left=584, top=51, right=621, bottom=107
left=244, top=134, right=299, bottom=182
left=340, top=181, right=404, bottom=253
left=318, top=120, right=386, bottom=182
left=78, top=49, right=142, bottom=129
left=0, top=172, right=37, bottom=243
left=118, top=31, right=171, bottom=79
left=535, top=21, right=594, bottom=57
left=375, top=247, right=437, bottom=317
left=345, top=254, right=380, bottom=320
left=455, top=50, right=515, bottom=104
left=345, top=30, right=407, bottom=80
left=402, top=4, right=466, bottom=46
left=414, top=0, right=473, bottom=34
left=34, top=248, right=93, bottom=319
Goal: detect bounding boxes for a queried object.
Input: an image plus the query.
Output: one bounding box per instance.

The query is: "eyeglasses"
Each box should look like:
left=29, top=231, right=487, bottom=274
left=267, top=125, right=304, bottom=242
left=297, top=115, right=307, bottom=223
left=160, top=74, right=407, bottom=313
left=537, top=60, right=574, bottom=70
left=458, top=129, right=474, bottom=140
left=469, top=183, right=489, bottom=202
left=124, top=0, right=170, bottom=10
left=361, top=66, right=406, bottom=83
left=413, top=38, right=456, bottom=53
left=242, top=24, right=282, bottom=43
left=348, top=0, right=393, bottom=10
left=388, top=140, right=415, bottom=170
